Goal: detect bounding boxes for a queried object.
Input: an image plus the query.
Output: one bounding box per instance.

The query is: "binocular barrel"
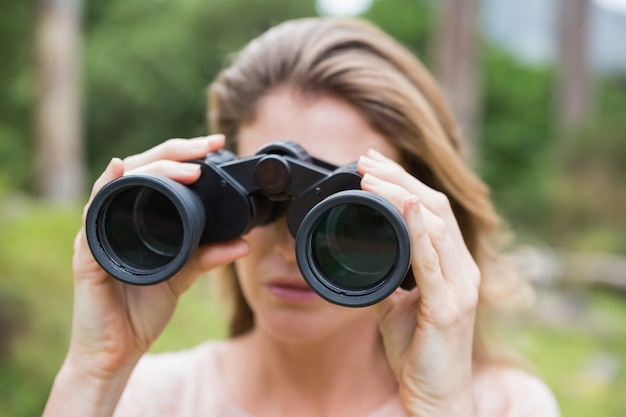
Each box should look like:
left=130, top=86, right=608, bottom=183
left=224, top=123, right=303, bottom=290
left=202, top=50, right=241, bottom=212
left=85, top=142, right=411, bottom=307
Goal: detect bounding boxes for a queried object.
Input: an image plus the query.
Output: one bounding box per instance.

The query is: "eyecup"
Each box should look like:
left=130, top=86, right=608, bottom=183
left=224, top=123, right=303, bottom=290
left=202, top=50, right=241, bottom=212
left=85, top=175, right=205, bottom=285
left=295, top=190, right=411, bottom=307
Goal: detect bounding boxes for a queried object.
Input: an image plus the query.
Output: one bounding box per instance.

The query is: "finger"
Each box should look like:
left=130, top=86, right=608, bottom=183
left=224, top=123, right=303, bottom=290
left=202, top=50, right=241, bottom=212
left=361, top=173, right=449, bottom=244
left=416, top=198, right=468, bottom=287
left=403, top=195, right=446, bottom=301
left=166, top=239, right=249, bottom=297
left=82, top=158, right=125, bottom=224
left=406, top=194, right=481, bottom=325
left=123, top=134, right=225, bottom=171
left=359, top=152, right=465, bottom=250
left=361, top=173, right=410, bottom=212
left=373, top=285, right=418, bottom=323
left=359, top=150, right=455, bottom=218
left=358, top=150, right=437, bottom=202
left=88, top=158, right=125, bottom=201
left=126, top=160, right=202, bottom=184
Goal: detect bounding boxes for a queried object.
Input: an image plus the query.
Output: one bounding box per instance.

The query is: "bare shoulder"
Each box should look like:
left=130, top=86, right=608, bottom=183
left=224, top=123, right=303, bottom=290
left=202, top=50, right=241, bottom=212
left=472, top=365, right=560, bottom=417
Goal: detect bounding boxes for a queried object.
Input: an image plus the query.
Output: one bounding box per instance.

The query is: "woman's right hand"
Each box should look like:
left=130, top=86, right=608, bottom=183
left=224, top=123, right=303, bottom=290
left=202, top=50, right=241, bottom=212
left=45, top=135, right=249, bottom=416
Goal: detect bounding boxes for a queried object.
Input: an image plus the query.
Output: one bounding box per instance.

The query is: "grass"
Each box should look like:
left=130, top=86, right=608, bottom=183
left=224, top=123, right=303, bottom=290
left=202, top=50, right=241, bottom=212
left=1, top=195, right=625, bottom=416
left=501, top=288, right=626, bottom=417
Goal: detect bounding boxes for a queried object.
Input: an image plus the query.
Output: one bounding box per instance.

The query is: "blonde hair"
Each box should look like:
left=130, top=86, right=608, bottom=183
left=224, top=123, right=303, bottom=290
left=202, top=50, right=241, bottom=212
left=208, top=17, right=529, bottom=363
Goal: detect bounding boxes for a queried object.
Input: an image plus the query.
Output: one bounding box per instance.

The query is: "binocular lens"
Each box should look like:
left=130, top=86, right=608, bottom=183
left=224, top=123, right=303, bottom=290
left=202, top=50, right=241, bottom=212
left=86, top=175, right=206, bottom=285
left=311, top=204, right=397, bottom=290
left=296, top=190, right=411, bottom=307
left=103, top=187, right=184, bottom=271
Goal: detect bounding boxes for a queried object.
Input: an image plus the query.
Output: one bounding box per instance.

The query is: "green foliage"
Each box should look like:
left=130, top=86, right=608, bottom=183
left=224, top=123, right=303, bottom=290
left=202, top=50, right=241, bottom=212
left=503, top=288, right=626, bottom=417
left=1, top=0, right=625, bottom=254
left=545, top=75, right=626, bottom=252
left=1, top=196, right=626, bottom=417
left=84, top=0, right=317, bottom=179
left=0, top=198, right=79, bottom=417
left=0, top=197, right=228, bottom=417
left=364, top=0, right=432, bottom=60
left=1, top=1, right=626, bottom=416
left=0, top=0, right=35, bottom=191
left=478, top=46, right=556, bottom=236
left=477, top=47, right=626, bottom=252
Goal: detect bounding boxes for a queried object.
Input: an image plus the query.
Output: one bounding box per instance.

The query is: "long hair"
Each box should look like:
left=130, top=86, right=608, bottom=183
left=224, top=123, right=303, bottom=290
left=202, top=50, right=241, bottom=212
left=208, top=17, right=530, bottom=363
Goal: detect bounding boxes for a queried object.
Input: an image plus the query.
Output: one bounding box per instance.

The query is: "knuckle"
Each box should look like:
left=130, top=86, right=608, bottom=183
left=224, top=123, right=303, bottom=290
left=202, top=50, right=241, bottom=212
left=376, top=160, right=406, bottom=183
left=433, top=291, right=479, bottom=328
left=122, top=154, right=140, bottom=170
left=468, top=261, right=481, bottom=286
left=431, top=191, right=451, bottom=214
left=156, top=138, right=178, bottom=155
left=454, top=275, right=481, bottom=318
left=387, top=161, right=406, bottom=177
left=153, top=159, right=172, bottom=171
left=156, top=138, right=181, bottom=156
left=413, top=223, right=429, bottom=239
left=421, top=249, right=440, bottom=273
left=457, top=289, right=480, bottom=319
left=163, top=137, right=181, bottom=148
left=430, top=217, right=448, bottom=240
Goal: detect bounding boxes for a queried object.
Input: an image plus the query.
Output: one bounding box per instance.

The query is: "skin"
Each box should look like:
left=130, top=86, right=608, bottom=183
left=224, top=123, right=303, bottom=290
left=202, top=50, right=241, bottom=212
left=220, top=86, right=478, bottom=417
left=43, top=86, right=559, bottom=417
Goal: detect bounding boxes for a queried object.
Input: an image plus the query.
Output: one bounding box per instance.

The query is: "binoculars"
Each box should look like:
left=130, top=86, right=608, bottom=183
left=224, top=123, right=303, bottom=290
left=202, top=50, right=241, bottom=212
left=86, top=141, right=411, bottom=307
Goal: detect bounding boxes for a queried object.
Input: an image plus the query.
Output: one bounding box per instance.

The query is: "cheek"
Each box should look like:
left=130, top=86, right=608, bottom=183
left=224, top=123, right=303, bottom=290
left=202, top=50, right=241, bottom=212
left=242, top=226, right=273, bottom=259
left=233, top=227, right=274, bottom=287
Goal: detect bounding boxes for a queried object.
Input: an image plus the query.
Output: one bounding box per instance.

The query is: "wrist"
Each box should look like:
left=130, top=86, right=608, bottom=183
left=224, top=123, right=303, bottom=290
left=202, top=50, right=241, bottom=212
left=406, top=405, right=476, bottom=417
left=43, top=355, right=137, bottom=417
left=402, top=390, right=476, bottom=417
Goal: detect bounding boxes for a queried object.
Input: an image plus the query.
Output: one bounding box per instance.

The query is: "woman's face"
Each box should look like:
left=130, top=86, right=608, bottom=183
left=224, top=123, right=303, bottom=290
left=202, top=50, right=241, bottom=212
left=235, top=86, right=399, bottom=343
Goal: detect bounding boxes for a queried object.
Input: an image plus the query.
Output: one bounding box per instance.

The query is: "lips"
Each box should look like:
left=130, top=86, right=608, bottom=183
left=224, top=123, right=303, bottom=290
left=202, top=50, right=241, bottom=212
left=265, top=279, right=320, bottom=302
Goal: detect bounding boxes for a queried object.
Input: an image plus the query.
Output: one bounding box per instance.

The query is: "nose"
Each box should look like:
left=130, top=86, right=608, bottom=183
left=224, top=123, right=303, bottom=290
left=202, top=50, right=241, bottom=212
left=273, top=217, right=297, bottom=263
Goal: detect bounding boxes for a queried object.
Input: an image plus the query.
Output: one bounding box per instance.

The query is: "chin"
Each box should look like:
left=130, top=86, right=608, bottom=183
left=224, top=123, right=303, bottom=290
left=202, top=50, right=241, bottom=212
left=255, top=304, right=372, bottom=345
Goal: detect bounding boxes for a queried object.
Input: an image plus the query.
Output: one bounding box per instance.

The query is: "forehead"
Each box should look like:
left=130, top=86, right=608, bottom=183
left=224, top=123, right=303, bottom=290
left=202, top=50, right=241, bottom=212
left=237, top=87, right=399, bottom=166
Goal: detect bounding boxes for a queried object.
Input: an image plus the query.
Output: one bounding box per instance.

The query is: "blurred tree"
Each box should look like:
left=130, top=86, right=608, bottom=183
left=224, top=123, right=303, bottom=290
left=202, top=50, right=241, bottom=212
left=0, top=0, right=33, bottom=191
left=35, top=0, right=85, bottom=202
left=363, top=0, right=432, bottom=58
left=83, top=0, right=316, bottom=180
left=556, top=0, right=592, bottom=133
left=478, top=47, right=555, bottom=236
left=1, top=0, right=624, bottom=253
left=431, top=0, right=480, bottom=163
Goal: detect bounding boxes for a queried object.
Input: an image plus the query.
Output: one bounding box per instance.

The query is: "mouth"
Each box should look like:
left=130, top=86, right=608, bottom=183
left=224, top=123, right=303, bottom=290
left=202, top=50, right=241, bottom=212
left=265, top=280, right=320, bottom=302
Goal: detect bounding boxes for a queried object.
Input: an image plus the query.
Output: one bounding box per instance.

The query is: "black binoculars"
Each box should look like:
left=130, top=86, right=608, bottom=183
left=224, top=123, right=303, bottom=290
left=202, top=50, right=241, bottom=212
left=86, top=141, right=411, bottom=307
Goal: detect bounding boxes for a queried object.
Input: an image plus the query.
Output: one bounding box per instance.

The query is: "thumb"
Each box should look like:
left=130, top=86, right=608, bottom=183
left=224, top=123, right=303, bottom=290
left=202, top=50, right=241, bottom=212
left=166, top=238, right=250, bottom=297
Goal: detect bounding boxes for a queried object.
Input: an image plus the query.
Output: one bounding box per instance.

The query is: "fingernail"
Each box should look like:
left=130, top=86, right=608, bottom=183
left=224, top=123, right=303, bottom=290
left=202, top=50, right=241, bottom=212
left=190, top=137, right=211, bottom=151
left=358, top=155, right=378, bottom=170
left=406, top=195, right=420, bottom=213
left=205, top=134, right=225, bottom=149
left=208, top=133, right=225, bottom=143
left=182, top=163, right=201, bottom=174
left=106, top=157, right=121, bottom=173
left=362, top=173, right=382, bottom=186
left=367, top=149, right=387, bottom=160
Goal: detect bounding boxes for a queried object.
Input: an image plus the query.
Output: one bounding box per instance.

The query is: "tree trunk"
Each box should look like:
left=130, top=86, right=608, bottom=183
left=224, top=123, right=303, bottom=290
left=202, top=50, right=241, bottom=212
left=431, top=0, right=480, bottom=164
left=35, top=0, right=84, bottom=202
left=556, top=0, right=592, bottom=132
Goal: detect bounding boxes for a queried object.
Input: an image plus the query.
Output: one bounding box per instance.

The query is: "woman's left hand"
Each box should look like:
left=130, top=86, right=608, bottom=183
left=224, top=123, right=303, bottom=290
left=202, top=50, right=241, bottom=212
left=358, top=150, right=479, bottom=417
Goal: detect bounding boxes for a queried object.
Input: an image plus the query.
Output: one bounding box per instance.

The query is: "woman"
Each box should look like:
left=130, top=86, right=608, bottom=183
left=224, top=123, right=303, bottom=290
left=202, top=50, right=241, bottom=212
left=44, top=18, right=559, bottom=416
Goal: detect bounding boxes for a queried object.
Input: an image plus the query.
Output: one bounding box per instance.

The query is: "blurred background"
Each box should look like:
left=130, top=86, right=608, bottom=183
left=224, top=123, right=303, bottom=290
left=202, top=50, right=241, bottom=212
left=1, top=0, right=625, bottom=416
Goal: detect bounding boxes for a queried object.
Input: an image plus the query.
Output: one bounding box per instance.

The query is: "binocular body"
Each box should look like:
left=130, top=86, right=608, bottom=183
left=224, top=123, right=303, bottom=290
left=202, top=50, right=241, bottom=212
left=86, top=141, right=411, bottom=307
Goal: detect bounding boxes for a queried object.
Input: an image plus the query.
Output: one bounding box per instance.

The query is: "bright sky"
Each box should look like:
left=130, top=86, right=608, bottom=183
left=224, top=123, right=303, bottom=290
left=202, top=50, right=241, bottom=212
left=594, top=0, right=626, bottom=14
left=315, top=0, right=373, bottom=17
